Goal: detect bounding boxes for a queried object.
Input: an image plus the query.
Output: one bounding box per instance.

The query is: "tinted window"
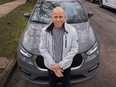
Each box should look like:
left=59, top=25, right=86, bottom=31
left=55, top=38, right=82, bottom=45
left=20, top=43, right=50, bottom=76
left=30, top=1, right=88, bottom=24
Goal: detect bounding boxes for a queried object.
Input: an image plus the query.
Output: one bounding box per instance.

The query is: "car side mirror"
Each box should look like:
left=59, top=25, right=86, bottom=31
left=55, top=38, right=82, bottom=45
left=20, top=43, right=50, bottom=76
left=24, top=12, right=30, bottom=19
left=88, top=12, right=94, bottom=19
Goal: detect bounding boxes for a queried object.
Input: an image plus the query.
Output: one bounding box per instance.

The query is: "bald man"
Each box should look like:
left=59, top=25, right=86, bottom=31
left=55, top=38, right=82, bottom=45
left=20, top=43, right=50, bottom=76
left=39, top=7, right=78, bottom=87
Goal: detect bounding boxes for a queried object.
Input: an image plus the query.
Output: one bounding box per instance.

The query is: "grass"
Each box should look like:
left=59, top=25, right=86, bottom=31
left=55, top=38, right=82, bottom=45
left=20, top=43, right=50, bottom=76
left=0, top=0, right=15, bottom=5
left=0, top=1, right=36, bottom=58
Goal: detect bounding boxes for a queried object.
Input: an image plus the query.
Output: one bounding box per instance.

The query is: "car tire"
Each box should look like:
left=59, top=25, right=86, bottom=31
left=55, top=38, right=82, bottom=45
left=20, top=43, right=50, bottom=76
left=99, top=0, right=104, bottom=8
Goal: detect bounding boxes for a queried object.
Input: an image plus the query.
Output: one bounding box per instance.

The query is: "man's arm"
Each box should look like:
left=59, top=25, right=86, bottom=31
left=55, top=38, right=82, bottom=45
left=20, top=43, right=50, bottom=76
left=59, top=28, right=78, bottom=70
left=39, top=29, right=55, bottom=69
left=39, top=29, right=64, bottom=77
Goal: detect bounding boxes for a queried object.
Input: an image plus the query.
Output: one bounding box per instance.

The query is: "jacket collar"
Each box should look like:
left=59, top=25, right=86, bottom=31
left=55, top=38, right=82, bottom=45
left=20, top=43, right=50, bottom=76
left=46, top=21, right=68, bottom=34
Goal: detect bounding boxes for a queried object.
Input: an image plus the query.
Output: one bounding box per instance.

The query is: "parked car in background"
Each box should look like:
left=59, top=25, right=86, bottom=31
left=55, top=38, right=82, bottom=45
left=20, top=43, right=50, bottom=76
left=99, top=0, right=116, bottom=9
left=17, top=0, right=100, bottom=84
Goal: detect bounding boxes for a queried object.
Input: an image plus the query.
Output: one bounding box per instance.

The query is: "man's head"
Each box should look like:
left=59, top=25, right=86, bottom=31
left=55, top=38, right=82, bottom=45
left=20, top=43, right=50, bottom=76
left=51, top=7, right=66, bottom=29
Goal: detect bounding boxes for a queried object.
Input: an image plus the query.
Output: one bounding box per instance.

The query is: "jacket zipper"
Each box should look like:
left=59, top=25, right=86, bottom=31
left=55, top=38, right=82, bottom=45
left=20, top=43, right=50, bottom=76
left=62, top=33, right=67, bottom=59
left=65, top=35, right=67, bottom=48
left=52, top=34, right=55, bottom=61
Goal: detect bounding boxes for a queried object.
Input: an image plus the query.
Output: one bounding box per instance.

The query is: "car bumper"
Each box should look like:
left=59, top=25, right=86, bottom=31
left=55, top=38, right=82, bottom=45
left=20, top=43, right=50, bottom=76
left=17, top=48, right=99, bottom=84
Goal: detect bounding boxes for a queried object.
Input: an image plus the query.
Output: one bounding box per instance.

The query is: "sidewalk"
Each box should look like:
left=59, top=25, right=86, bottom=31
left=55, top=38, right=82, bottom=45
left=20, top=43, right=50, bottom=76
left=0, top=0, right=26, bottom=87
left=0, top=0, right=26, bottom=18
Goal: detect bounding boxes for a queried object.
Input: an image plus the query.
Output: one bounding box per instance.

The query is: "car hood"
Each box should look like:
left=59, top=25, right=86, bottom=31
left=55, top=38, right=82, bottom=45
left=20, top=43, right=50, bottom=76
left=21, top=22, right=96, bottom=55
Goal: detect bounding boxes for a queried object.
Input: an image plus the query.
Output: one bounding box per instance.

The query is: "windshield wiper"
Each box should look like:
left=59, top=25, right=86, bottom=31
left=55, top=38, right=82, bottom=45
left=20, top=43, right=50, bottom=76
left=30, top=20, right=48, bottom=24
left=67, top=20, right=78, bottom=24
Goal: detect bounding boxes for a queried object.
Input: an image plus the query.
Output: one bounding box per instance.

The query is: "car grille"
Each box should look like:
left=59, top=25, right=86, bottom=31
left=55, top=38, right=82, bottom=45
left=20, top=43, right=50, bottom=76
left=71, top=54, right=83, bottom=67
left=34, top=74, right=86, bottom=83
left=36, top=56, right=47, bottom=69
left=35, top=54, right=83, bottom=69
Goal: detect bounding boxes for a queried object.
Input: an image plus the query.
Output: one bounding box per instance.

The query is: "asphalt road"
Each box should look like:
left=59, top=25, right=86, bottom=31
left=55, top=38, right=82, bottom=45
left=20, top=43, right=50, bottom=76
left=6, top=1, right=116, bottom=87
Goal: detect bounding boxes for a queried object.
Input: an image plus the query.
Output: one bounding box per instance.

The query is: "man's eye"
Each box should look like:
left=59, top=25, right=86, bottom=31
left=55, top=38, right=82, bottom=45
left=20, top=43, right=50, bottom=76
left=59, top=16, right=63, bottom=18
left=54, top=16, right=63, bottom=19
left=54, top=16, right=58, bottom=18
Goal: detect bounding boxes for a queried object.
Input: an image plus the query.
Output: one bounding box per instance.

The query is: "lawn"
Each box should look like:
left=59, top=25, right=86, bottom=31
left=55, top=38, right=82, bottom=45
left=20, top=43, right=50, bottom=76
left=0, top=0, right=15, bottom=5
left=0, top=1, right=36, bottom=58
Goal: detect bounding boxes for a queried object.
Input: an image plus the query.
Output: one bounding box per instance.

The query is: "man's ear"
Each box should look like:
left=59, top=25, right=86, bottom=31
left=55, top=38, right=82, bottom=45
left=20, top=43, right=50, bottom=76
left=64, top=16, right=66, bottom=21
left=65, top=16, right=66, bottom=19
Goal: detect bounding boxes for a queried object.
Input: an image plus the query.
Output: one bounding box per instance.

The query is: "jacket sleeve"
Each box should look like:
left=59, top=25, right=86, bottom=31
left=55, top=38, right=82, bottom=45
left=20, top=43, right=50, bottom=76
left=59, top=28, right=78, bottom=70
left=39, top=29, right=55, bottom=68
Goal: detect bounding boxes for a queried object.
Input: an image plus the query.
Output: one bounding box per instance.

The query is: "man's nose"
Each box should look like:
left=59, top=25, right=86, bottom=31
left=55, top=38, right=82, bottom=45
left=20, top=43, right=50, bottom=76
left=56, top=17, right=60, bottom=21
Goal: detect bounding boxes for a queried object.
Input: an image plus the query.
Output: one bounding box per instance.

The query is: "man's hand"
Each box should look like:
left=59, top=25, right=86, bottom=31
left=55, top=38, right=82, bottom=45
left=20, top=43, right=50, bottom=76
left=55, top=69, right=63, bottom=77
left=51, top=63, right=63, bottom=77
left=51, top=63, right=60, bottom=72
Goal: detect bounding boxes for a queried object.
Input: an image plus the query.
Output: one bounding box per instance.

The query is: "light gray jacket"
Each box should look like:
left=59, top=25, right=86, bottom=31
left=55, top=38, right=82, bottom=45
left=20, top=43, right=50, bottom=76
left=39, top=22, right=78, bottom=70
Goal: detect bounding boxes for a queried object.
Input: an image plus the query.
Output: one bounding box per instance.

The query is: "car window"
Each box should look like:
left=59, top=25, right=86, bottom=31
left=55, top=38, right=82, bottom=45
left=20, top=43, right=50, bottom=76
left=30, top=1, right=88, bottom=24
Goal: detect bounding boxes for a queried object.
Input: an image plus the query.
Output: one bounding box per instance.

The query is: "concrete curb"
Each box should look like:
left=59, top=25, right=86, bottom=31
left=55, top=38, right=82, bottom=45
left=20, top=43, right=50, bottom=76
left=0, top=0, right=26, bottom=87
left=0, top=55, right=17, bottom=87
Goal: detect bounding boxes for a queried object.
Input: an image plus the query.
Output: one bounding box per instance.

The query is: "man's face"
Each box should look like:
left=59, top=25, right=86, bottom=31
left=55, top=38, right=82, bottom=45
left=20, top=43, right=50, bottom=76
left=52, top=8, right=66, bottom=29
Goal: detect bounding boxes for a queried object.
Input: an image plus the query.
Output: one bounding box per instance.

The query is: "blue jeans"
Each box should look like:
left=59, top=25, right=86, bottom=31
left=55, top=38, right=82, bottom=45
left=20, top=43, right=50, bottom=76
left=48, top=67, right=71, bottom=87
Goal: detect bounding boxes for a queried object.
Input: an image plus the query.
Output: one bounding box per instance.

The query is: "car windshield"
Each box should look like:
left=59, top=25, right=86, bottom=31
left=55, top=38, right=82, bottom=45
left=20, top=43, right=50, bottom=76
left=30, top=1, right=88, bottom=24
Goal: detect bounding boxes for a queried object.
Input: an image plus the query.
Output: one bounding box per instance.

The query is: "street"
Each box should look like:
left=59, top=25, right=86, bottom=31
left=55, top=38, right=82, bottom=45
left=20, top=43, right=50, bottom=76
left=6, top=1, right=116, bottom=87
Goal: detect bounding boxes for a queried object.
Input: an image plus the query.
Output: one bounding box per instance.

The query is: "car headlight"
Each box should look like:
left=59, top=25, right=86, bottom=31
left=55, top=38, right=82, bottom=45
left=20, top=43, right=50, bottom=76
left=86, top=42, right=98, bottom=55
left=20, top=46, right=33, bottom=58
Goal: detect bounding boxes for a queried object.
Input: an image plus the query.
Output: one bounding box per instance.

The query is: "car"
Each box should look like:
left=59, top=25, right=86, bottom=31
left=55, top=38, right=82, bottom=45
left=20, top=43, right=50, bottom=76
left=99, top=0, right=116, bottom=9
left=17, top=0, right=100, bottom=84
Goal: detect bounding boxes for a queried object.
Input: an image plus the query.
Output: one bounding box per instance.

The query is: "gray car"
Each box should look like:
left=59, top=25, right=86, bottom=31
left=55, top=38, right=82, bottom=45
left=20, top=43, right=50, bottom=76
left=17, top=0, right=100, bottom=84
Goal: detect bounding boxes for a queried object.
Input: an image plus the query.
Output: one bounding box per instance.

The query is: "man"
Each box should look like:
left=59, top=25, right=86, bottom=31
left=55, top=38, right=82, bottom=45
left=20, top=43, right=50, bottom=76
left=39, top=7, right=78, bottom=87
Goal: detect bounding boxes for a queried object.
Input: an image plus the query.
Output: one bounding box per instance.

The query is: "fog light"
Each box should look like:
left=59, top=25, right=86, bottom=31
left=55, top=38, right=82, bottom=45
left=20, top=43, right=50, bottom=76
left=88, top=63, right=99, bottom=73
left=20, top=67, right=31, bottom=76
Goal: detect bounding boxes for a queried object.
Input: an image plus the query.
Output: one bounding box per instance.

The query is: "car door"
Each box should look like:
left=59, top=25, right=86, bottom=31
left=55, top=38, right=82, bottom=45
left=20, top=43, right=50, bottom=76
left=107, top=0, right=116, bottom=8
left=102, top=0, right=108, bottom=6
left=103, top=0, right=116, bottom=8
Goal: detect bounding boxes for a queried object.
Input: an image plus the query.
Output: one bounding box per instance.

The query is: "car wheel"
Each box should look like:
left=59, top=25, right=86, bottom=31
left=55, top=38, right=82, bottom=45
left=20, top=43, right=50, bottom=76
left=99, top=0, right=104, bottom=8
